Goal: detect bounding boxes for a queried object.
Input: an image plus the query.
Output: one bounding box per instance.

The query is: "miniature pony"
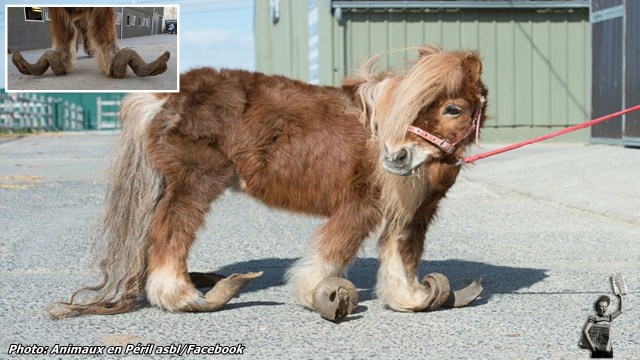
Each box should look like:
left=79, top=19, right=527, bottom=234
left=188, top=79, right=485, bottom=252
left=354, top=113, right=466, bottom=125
left=51, top=46, right=487, bottom=321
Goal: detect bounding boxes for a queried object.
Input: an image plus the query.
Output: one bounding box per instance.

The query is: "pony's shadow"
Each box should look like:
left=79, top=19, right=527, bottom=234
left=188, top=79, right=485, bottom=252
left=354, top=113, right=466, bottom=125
left=206, top=257, right=548, bottom=307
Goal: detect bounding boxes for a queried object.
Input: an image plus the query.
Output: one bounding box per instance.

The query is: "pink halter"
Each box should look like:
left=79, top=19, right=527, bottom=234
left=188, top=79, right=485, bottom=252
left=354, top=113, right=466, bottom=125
left=407, top=95, right=485, bottom=154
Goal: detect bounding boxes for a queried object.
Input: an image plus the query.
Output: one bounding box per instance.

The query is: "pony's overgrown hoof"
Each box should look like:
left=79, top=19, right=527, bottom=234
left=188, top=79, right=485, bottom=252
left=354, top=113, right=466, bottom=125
left=421, top=272, right=483, bottom=310
left=442, top=277, right=483, bottom=308
left=11, top=52, right=31, bottom=75
left=312, top=277, right=359, bottom=322
left=109, top=49, right=170, bottom=78
left=184, top=272, right=262, bottom=312
left=189, top=271, right=227, bottom=288
left=12, top=50, right=67, bottom=76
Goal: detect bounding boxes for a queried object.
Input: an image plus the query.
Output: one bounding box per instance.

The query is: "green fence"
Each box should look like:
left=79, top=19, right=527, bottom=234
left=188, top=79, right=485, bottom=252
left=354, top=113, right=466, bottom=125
left=0, top=90, right=127, bottom=132
left=0, top=92, right=84, bottom=131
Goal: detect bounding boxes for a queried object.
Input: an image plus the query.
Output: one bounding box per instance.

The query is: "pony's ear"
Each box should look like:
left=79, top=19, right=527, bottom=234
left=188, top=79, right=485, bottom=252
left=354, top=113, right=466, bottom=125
left=462, top=53, right=483, bottom=82
left=341, top=76, right=364, bottom=94
left=417, top=45, right=441, bottom=58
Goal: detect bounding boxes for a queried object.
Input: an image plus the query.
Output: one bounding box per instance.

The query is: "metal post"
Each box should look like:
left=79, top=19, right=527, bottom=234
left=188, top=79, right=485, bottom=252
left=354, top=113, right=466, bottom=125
left=97, top=96, right=102, bottom=129
left=47, top=97, right=54, bottom=130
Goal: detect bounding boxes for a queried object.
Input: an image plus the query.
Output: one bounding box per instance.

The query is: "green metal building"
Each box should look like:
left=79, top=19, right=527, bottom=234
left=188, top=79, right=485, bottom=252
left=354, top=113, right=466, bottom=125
left=255, top=0, right=591, bottom=142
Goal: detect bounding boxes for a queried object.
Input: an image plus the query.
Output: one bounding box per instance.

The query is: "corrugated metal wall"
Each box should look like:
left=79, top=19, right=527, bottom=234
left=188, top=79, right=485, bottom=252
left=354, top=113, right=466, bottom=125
left=255, top=1, right=591, bottom=142
left=255, top=0, right=309, bottom=81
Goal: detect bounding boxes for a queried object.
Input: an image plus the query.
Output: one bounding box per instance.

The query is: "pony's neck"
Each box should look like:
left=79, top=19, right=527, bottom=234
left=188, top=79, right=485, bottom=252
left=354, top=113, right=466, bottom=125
left=362, top=140, right=429, bottom=229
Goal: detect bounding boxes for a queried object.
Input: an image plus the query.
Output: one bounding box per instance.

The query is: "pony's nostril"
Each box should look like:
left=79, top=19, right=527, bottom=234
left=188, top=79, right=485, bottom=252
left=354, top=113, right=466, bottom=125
left=383, top=147, right=411, bottom=169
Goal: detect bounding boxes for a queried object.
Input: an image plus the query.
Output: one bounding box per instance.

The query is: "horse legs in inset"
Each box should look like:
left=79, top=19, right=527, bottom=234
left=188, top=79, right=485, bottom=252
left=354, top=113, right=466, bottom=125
left=12, top=8, right=170, bottom=78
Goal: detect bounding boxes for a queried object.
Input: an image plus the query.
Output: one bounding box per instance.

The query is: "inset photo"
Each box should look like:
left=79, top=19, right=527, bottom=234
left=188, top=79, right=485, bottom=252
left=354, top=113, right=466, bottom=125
left=5, top=5, right=179, bottom=92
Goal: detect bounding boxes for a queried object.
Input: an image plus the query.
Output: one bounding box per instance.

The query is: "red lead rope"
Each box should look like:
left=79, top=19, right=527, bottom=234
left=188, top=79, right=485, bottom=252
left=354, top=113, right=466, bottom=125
left=461, top=104, right=640, bottom=164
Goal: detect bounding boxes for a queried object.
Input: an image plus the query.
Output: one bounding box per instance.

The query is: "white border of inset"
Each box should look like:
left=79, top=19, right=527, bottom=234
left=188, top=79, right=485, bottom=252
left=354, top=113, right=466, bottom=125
left=4, top=4, right=180, bottom=93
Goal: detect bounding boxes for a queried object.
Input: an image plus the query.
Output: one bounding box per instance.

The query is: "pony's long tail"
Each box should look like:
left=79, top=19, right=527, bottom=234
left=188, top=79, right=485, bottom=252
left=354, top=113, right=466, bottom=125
left=48, top=94, right=165, bottom=319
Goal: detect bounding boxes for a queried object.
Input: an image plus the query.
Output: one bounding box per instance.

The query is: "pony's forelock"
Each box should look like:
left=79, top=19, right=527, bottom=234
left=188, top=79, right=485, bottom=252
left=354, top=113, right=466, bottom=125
left=352, top=46, right=482, bottom=144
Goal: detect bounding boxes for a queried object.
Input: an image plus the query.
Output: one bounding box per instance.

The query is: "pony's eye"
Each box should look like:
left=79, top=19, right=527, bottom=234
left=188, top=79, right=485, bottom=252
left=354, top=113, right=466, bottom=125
left=444, top=105, right=462, bottom=116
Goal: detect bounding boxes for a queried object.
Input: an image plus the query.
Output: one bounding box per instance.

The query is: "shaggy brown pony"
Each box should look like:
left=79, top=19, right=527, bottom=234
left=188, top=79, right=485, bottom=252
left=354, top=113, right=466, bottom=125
left=49, top=46, right=488, bottom=321
left=11, top=7, right=170, bottom=78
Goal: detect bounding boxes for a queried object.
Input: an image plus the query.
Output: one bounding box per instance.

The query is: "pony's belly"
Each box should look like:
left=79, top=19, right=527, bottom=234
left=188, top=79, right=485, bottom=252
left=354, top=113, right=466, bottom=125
left=234, top=164, right=349, bottom=217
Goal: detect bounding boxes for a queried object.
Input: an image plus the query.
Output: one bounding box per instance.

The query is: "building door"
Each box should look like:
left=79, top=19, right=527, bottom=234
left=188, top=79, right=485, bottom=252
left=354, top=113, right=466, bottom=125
left=624, top=0, right=640, bottom=145
left=591, top=0, right=640, bottom=146
left=590, top=0, right=624, bottom=144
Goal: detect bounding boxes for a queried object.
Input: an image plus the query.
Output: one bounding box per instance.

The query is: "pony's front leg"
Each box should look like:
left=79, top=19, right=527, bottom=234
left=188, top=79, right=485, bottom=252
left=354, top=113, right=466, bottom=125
left=376, top=222, right=446, bottom=312
left=287, top=201, right=380, bottom=320
left=377, top=219, right=483, bottom=312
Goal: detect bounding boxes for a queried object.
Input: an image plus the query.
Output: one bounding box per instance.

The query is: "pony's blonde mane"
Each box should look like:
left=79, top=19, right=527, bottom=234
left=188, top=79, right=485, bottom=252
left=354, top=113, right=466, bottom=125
left=353, top=45, right=480, bottom=143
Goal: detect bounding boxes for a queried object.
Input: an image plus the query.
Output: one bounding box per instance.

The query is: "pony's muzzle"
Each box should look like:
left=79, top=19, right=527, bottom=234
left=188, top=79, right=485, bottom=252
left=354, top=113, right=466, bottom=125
left=382, top=146, right=413, bottom=176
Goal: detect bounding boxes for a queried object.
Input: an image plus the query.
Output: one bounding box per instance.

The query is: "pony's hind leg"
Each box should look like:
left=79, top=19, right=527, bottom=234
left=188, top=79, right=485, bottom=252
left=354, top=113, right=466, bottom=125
left=144, top=133, right=259, bottom=312
left=75, top=18, right=94, bottom=57
left=287, top=200, right=380, bottom=320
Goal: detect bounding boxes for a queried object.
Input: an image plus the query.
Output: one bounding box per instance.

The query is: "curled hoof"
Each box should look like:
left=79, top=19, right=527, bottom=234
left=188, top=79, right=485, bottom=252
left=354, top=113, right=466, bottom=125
left=184, top=271, right=262, bottom=312
left=109, top=48, right=170, bottom=78
left=188, top=272, right=227, bottom=289
left=421, top=273, right=483, bottom=310
left=148, top=51, right=170, bottom=76
left=12, top=52, right=31, bottom=75
left=12, top=50, right=66, bottom=76
left=312, top=277, right=358, bottom=322
left=421, top=272, right=452, bottom=310
left=442, top=277, right=483, bottom=308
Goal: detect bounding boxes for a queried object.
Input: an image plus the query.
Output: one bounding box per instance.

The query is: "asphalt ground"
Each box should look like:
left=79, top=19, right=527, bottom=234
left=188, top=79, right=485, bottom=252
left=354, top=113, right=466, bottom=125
left=0, top=132, right=638, bottom=359
left=6, top=35, right=178, bottom=92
